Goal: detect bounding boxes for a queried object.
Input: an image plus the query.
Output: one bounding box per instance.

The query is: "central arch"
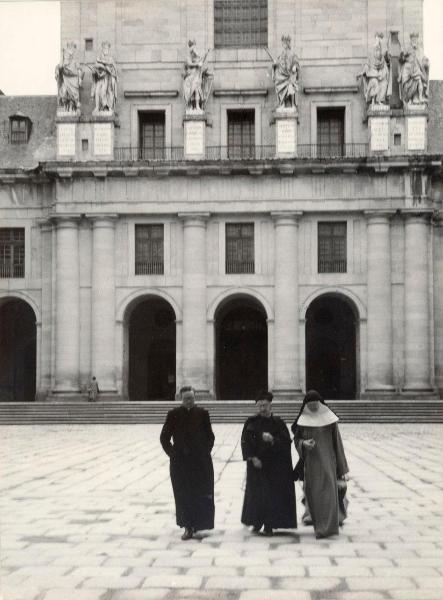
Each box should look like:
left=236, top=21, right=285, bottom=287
left=305, top=293, right=358, bottom=399
left=0, top=297, right=37, bottom=402
left=125, top=295, right=176, bottom=400
left=215, top=295, right=268, bottom=400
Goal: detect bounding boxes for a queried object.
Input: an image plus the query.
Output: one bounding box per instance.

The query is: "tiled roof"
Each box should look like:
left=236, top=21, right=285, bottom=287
left=0, top=95, right=57, bottom=168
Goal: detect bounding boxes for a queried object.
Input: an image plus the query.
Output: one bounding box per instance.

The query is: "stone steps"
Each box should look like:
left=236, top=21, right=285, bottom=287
left=0, top=399, right=443, bottom=424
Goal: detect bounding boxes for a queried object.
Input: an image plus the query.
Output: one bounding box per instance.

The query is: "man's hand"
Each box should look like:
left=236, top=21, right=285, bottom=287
left=262, top=432, right=274, bottom=443
left=251, top=457, right=262, bottom=469
left=303, top=438, right=316, bottom=451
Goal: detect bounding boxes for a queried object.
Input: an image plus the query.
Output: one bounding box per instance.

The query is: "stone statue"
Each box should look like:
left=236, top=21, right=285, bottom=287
left=90, top=41, right=118, bottom=114
left=271, top=35, right=300, bottom=110
left=55, top=42, right=84, bottom=113
left=357, top=33, right=391, bottom=108
left=182, top=40, right=212, bottom=112
left=398, top=32, right=430, bottom=106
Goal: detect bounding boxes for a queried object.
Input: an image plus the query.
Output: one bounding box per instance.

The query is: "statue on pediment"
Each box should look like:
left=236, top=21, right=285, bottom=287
left=182, top=40, right=213, bottom=112
left=357, top=33, right=391, bottom=108
left=90, top=41, right=118, bottom=114
left=55, top=42, right=84, bottom=113
left=270, top=35, right=300, bottom=110
left=398, top=32, right=430, bottom=106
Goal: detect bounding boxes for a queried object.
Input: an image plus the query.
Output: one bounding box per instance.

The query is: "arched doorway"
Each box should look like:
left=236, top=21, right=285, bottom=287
left=215, top=296, right=268, bottom=399
left=305, top=294, right=357, bottom=399
left=127, top=297, right=176, bottom=400
left=0, top=298, right=36, bottom=402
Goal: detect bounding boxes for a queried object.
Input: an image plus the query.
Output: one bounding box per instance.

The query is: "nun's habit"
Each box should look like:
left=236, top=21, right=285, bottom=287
left=291, top=390, right=349, bottom=539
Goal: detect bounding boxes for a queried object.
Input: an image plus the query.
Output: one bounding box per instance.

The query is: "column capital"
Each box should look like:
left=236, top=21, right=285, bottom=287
left=271, top=211, right=303, bottom=226
left=400, top=208, right=434, bottom=224
left=50, top=214, right=81, bottom=229
left=86, top=214, right=119, bottom=228
left=432, top=210, right=443, bottom=227
left=178, top=212, right=210, bottom=227
left=364, top=209, right=396, bottom=223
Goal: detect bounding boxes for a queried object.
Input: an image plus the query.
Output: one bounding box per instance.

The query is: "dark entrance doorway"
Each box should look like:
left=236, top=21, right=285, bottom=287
left=128, top=297, right=176, bottom=400
left=0, top=298, right=36, bottom=402
left=306, top=295, right=357, bottom=399
left=216, top=297, right=268, bottom=399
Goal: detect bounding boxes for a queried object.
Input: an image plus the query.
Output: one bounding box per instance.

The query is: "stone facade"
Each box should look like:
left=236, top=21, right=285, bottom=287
left=0, top=0, right=442, bottom=402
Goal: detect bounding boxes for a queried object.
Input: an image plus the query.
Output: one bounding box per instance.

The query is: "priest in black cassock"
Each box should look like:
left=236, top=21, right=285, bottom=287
left=160, top=386, right=215, bottom=540
left=241, top=391, right=297, bottom=536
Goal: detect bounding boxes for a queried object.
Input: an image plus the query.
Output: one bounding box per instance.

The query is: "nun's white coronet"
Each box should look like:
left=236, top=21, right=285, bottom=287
left=297, top=403, right=339, bottom=427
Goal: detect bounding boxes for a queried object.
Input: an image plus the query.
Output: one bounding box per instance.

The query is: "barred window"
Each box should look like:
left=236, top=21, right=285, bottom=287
left=318, top=222, right=347, bottom=273
left=139, top=112, right=165, bottom=159
left=135, top=225, right=164, bottom=275
left=10, top=117, right=30, bottom=144
left=226, top=223, right=255, bottom=274
left=214, top=0, right=267, bottom=48
left=0, top=228, right=25, bottom=278
left=227, top=110, right=255, bottom=159
left=317, top=108, right=345, bottom=158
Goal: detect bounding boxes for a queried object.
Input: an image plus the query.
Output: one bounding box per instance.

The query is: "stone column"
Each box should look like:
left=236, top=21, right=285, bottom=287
left=365, top=211, right=395, bottom=391
left=90, top=215, right=117, bottom=391
left=271, top=212, right=302, bottom=396
left=54, top=217, right=80, bottom=392
left=403, top=211, right=432, bottom=391
left=180, top=213, right=209, bottom=394
left=433, top=211, right=443, bottom=395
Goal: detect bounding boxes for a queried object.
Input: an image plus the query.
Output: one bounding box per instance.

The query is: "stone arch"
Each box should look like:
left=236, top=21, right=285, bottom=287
left=207, top=287, right=273, bottom=322
left=116, top=288, right=181, bottom=323
left=300, top=286, right=366, bottom=321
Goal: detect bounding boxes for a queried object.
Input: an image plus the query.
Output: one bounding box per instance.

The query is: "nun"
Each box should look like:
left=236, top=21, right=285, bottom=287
left=241, top=391, right=297, bottom=536
left=291, top=389, right=349, bottom=539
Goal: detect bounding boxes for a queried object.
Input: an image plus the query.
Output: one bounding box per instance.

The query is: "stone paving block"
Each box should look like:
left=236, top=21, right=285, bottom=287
left=244, top=565, right=305, bottom=577
left=388, top=591, right=443, bottom=600
left=335, top=558, right=394, bottom=567
left=71, top=565, right=127, bottom=579
left=81, top=576, right=143, bottom=589
left=42, top=590, right=107, bottom=600
left=277, top=577, right=341, bottom=591
left=346, top=577, right=416, bottom=590
left=411, top=577, right=443, bottom=589
left=272, top=556, right=332, bottom=566
left=335, top=593, right=387, bottom=600
left=374, top=567, right=439, bottom=578
left=205, top=576, right=271, bottom=590
left=153, top=555, right=213, bottom=567
left=309, top=566, right=371, bottom=577
left=108, top=591, right=169, bottom=600
left=187, top=566, right=239, bottom=576
left=215, top=555, right=271, bottom=567
left=239, top=592, right=311, bottom=600
left=140, top=575, right=203, bottom=588
left=0, top=585, right=43, bottom=600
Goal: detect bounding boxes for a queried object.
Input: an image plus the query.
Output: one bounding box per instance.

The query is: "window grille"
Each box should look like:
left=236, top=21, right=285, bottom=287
left=10, top=118, right=29, bottom=144
left=227, top=110, right=255, bottom=159
left=226, top=223, right=255, bottom=274
left=317, top=108, right=345, bottom=158
left=0, top=228, right=25, bottom=278
left=214, top=0, right=267, bottom=48
left=135, top=224, right=164, bottom=275
left=139, top=112, right=165, bottom=159
left=318, top=222, right=347, bottom=273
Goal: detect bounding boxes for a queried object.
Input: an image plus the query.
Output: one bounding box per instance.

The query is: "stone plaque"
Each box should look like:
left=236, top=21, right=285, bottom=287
left=370, top=117, right=389, bottom=151
left=94, top=123, right=113, bottom=155
left=57, top=123, right=76, bottom=156
left=276, top=118, right=297, bottom=154
left=184, top=120, right=205, bottom=157
left=407, top=116, right=426, bottom=151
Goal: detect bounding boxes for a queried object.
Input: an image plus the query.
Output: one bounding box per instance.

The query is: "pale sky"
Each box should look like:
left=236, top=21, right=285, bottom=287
left=0, top=0, right=442, bottom=95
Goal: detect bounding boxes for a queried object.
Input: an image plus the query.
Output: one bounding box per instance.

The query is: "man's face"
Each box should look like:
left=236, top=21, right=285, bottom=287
left=256, top=399, right=271, bottom=417
left=181, top=391, right=195, bottom=410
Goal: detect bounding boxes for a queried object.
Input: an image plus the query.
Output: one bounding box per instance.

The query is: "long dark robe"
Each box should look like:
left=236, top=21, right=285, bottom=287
left=241, top=414, right=297, bottom=529
left=160, top=405, right=215, bottom=530
left=292, top=422, right=348, bottom=539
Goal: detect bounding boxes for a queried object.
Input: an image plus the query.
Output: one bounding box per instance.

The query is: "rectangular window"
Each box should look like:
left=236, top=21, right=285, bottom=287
left=318, top=222, right=347, bottom=273
left=214, top=0, right=267, bottom=48
left=85, top=38, right=93, bottom=51
left=10, top=118, right=29, bottom=144
left=226, top=223, right=255, bottom=274
left=0, top=228, right=25, bottom=278
left=135, top=224, right=164, bottom=275
left=139, top=111, right=165, bottom=159
left=317, top=108, right=345, bottom=158
left=227, top=110, right=255, bottom=159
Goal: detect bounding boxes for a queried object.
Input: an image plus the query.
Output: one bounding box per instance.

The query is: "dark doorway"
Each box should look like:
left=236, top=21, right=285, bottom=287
left=216, top=297, right=268, bottom=399
left=0, top=298, right=36, bottom=402
left=128, top=297, right=176, bottom=400
left=306, top=295, right=357, bottom=399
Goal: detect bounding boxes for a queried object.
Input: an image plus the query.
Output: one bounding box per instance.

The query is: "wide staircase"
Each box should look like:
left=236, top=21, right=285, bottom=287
left=1, top=398, right=443, bottom=424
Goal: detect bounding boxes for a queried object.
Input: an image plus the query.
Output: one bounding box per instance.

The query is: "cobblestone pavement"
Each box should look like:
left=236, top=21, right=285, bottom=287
left=0, top=423, right=442, bottom=600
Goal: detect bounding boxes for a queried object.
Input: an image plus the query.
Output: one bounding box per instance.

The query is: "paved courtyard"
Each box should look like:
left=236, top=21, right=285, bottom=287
left=0, top=423, right=442, bottom=600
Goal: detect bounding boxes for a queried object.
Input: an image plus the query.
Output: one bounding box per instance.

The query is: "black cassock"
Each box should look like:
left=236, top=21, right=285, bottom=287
left=160, top=405, right=215, bottom=531
left=241, top=414, right=297, bottom=529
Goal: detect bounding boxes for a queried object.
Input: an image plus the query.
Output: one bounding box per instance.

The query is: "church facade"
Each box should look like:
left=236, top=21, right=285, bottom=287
left=1, top=0, right=443, bottom=403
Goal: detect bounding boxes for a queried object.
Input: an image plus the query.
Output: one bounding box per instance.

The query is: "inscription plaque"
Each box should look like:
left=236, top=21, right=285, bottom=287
left=370, top=117, right=389, bottom=151
left=407, top=116, right=426, bottom=151
left=94, top=123, right=113, bottom=156
left=277, top=118, right=297, bottom=154
left=184, top=120, right=205, bottom=157
left=57, top=123, right=76, bottom=156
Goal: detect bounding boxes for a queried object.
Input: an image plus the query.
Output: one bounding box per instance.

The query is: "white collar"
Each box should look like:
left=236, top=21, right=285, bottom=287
left=297, top=403, right=339, bottom=427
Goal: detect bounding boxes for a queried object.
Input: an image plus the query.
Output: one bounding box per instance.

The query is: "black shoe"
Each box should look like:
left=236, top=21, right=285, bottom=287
left=263, top=526, right=273, bottom=536
left=252, top=525, right=262, bottom=534
left=181, top=527, right=193, bottom=540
